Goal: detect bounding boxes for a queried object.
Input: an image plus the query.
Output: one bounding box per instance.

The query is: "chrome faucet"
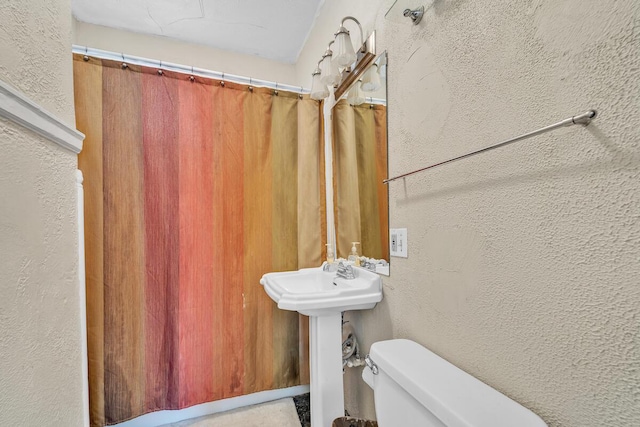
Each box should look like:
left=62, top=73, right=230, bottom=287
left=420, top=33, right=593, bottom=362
left=336, top=261, right=356, bottom=280
left=360, top=260, right=377, bottom=272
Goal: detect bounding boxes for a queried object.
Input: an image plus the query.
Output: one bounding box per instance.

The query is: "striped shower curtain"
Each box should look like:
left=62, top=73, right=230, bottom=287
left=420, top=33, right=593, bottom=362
left=332, top=99, right=388, bottom=261
left=73, top=54, right=326, bottom=426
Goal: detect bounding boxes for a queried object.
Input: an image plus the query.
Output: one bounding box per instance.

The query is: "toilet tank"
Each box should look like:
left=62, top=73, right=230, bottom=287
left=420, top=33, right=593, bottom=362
left=362, top=339, right=547, bottom=427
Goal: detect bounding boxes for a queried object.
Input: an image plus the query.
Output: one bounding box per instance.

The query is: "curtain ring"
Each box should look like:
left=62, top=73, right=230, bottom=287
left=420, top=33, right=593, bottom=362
left=157, top=61, right=163, bottom=76
left=298, top=86, right=303, bottom=100
left=121, top=52, right=128, bottom=69
left=83, top=46, right=89, bottom=62
left=273, top=82, right=278, bottom=96
left=221, top=72, right=225, bottom=87
left=190, top=66, right=195, bottom=82
left=249, top=77, right=253, bottom=92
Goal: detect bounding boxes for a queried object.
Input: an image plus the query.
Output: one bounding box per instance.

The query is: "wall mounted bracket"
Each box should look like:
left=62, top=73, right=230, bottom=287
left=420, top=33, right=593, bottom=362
left=403, top=6, right=424, bottom=25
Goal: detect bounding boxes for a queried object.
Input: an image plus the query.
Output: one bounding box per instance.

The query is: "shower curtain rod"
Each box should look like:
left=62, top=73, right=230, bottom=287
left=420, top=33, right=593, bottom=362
left=72, top=45, right=311, bottom=95
left=383, top=109, right=598, bottom=184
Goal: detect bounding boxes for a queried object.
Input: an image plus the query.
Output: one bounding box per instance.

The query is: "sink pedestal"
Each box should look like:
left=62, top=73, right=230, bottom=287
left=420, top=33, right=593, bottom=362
left=309, top=313, right=344, bottom=427
left=259, top=265, right=382, bottom=427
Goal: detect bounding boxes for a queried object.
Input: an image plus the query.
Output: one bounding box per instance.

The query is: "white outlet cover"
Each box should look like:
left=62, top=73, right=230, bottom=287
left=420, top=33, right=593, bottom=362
left=390, top=228, right=408, bottom=258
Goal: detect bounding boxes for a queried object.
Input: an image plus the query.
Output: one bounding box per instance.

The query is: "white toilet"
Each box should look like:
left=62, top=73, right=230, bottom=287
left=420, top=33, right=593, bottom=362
left=362, top=339, right=547, bottom=427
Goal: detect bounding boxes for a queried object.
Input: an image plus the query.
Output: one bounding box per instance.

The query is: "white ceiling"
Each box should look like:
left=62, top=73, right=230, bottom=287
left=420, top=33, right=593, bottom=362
left=72, top=0, right=324, bottom=64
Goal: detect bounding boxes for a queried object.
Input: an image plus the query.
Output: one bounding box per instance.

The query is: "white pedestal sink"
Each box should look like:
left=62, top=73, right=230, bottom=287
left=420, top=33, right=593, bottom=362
left=260, top=264, right=383, bottom=427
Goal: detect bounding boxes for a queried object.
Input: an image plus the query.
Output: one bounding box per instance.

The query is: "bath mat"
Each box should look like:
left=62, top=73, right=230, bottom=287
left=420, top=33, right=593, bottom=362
left=293, top=393, right=311, bottom=427
left=159, top=398, right=301, bottom=427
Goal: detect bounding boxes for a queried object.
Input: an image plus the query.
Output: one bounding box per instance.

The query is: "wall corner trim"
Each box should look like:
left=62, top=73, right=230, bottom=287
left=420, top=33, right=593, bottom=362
left=0, top=79, right=84, bottom=153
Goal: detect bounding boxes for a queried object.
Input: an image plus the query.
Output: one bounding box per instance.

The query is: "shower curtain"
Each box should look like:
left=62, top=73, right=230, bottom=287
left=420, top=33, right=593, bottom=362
left=73, top=55, right=325, bottom=426
left=332, top=99, right=388, bottom=261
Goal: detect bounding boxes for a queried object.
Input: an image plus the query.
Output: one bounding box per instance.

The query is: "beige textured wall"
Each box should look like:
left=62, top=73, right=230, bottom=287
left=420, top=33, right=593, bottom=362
left=302, top=1, right=640, bottom=426
left=0, top=0, right=85, bottom=426
left=1, top=0, right=76, bottom=124
left=73, top=20, right=299, bottom=86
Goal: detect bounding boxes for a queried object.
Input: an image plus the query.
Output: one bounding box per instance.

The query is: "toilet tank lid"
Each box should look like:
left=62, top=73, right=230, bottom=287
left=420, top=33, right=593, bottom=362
left=369, top=339, right=547, bottom=427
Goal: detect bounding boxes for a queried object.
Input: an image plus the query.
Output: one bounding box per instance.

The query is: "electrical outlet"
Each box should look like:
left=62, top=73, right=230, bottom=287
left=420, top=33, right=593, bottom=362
left=390, top=228, right=408, bottom=258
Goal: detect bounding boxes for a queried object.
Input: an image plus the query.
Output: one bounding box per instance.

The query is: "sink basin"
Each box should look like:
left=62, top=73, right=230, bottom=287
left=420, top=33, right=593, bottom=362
left=260, top=263, right=384, bottom=427
left=260, top=264, right=383, bottom=316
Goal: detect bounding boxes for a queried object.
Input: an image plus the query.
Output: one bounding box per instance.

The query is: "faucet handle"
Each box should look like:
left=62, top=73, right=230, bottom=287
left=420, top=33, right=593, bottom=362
left=364, top=354, right=378, bottom=375
left=322, top=262, right=338, bottom=272
left=336, top=261, right=356, bottom=280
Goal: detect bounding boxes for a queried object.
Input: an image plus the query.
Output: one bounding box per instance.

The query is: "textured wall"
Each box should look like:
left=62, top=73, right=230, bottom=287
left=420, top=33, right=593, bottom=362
left=0, top=0, right=75, bottom=124
left=0, top=0, right=84, bottom=425
left=302, top=0, right=640, bottom=426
